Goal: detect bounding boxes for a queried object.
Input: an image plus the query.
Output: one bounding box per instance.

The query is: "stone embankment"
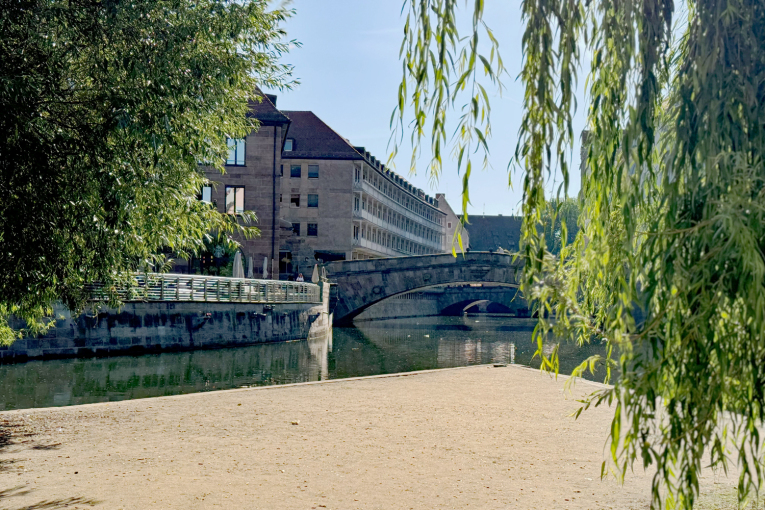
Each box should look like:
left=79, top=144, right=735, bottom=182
left=0, top=282, right=332, bottom=362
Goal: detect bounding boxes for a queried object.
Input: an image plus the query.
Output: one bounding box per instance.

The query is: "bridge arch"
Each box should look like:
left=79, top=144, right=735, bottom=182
left=438, top=299, right=515, bottom=315
left=462, top=299, right=490, bottom=313
left=325, top=252, right=522, bottom=324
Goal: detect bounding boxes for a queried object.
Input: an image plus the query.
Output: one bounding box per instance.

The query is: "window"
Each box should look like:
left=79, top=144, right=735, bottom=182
left=280, top=165, right=283, bottom=176
left=290, top=165, right=301, bottom=178
left=307, top=223, right=318, bottom=237
left=307, top=194, right=319, bottom=208
left=290, top=194, right=300, bottom=208
left=448, top=222, right=452, bottom=229
left=284, top=138, right=294, bottom=151
left=292, top=223, right=300, bottom=236
left=279, top=251, right=292, bottom=274
left=225, top=186, right=244, bottom=214
left=354, top=197, right=360, bottom=211
left=226, top=138, right=245, bottom=166
left=201, top=186, right=212, bottom=203
left=308, top=165, right=319, bottom=179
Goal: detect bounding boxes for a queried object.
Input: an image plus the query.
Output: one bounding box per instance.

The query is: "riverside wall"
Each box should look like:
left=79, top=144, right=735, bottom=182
left=0, top=283, right=332, bottom=362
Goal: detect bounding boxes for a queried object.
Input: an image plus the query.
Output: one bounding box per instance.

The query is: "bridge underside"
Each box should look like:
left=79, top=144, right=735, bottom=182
left=441, top=299, right=516, bottom=315
left=325, top=252, right=524, bottom=325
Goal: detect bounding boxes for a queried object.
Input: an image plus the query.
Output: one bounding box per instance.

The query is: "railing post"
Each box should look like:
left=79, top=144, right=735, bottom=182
left=176, top=276, right=180, bottom=300
left=160, top=277, right=165, bottom=301
left=190, top=278, right=194, bottom=301
left=217, top=279, right=220, bottom=302
left=203, top=278, right=207, bottom=301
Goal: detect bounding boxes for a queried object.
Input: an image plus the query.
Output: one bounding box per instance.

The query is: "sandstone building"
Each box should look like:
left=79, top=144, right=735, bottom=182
left=279, top=110, right=447, bottom=270
left=181, top=90, right=454, bottom=278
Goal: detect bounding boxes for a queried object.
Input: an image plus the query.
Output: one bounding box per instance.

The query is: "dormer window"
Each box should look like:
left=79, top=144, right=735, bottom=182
left=284, top=138, right=294, bottom=151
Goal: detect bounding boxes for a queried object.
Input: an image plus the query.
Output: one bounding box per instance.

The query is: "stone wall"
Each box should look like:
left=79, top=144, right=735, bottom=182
left=354, top=291, right=441, bottom=321
left=0, top=284, right=332, bottom=362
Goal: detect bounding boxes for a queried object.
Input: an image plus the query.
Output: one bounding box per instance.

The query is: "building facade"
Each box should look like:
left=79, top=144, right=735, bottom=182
left=278, top=110, right=448, bottom=266
left=180, top=91, right=456, bottom=278
left=174, top=91, right=291, bottom=276
left=350, top=151, right=445, bottom=260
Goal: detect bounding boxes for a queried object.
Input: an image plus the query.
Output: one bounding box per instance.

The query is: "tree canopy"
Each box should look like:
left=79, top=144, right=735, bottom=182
left=0, top=0, right=294, bottom=342
left=540, top=198, right=580, bottom=255
left=396, top=0, right=765, bottom=508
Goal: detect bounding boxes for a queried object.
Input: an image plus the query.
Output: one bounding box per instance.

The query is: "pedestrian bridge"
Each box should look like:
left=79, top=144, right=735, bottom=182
left=325, top=252, right=523, bottom=324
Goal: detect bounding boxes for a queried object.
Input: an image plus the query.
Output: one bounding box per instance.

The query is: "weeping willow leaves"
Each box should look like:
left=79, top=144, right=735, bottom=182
left=540, top=198, right=580, bottom=255
left=0, top=0, right=296, bottom=343
left=397, top=0, right=765, bottom=508
left=392, top=0, right=505, bottom=223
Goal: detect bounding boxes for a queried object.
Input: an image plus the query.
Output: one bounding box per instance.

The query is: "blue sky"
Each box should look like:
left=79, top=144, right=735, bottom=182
left=269, top=1, right=588, bottom=216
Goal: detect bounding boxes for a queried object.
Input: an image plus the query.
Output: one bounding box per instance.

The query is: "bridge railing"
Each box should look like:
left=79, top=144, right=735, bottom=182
left=85, top=273, right=321, bottom=304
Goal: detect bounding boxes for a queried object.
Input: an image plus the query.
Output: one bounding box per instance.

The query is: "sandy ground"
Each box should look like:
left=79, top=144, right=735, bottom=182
left=0, top=365, right=734, bottom=510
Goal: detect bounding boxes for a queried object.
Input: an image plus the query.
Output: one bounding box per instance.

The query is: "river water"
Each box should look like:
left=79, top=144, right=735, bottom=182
left=0, top=316, right=608, bottom=411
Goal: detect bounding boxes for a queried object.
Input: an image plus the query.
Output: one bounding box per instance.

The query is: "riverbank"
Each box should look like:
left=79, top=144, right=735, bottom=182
left=0, top=365, right=732, bottom=509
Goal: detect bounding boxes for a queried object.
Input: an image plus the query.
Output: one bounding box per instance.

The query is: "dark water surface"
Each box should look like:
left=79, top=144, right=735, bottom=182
left=0, top=316, right=607, bottom=411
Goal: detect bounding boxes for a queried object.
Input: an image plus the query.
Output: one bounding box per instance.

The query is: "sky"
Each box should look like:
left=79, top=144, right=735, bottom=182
left=268, top=0, right=588, bottom=216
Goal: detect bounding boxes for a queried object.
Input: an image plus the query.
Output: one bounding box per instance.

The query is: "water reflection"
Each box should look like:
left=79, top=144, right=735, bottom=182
left=0, top=338, right=331, bottom=411
left=0, top=316, right=607, bottom=411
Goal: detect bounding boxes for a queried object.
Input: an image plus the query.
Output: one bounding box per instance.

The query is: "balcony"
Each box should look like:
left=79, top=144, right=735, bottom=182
left=356, top=209, right=442, bottom=251
left=354, top=179, right=443, bottom=229
left=352, top=238, right=401, bottom=258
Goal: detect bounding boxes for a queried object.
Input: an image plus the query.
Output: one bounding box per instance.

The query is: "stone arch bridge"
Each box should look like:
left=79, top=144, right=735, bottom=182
left=325, top=252, right=523, bottom=324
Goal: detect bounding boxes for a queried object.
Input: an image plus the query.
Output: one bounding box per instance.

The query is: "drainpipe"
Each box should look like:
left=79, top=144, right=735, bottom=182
left=271, top=125, right=277, bottom=269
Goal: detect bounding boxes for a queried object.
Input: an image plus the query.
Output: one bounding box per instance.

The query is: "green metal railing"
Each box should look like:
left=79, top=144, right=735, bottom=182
left=86, top=273, right=321, bottom=304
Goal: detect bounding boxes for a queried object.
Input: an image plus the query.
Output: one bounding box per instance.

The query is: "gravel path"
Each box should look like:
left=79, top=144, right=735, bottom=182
left=0, top=365, right=731, bottom=509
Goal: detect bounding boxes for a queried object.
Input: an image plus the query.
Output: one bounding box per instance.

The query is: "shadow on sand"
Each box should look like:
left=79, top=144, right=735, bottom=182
left=0, top=486, right=99, bottom=509
left=1, top=423, right=97, bottom=509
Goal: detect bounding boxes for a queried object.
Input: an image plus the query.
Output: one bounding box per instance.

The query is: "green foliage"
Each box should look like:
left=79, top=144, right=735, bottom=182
left=392, top=0, right=504, bottom=218
left=397, top=0, right=765, bottom=508
left=0, top=0, right=295, bottom=343
left=540, top=198, right=580, bottom=255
